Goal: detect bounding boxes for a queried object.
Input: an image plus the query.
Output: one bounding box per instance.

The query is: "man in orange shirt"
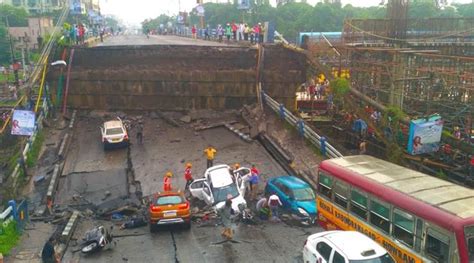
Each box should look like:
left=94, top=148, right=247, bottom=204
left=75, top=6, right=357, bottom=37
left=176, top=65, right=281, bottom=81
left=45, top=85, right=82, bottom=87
left=163, top=171, right=173, bottom=191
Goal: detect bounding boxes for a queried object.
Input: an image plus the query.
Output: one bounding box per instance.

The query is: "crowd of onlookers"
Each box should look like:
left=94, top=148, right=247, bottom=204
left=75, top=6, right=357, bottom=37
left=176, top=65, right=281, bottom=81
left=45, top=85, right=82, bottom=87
left=154, top=21, right=268, bottom=44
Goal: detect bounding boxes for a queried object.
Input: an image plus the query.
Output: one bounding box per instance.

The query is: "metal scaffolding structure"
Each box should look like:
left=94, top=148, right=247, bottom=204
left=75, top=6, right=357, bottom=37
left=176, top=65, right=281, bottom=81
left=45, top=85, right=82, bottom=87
left=309, top=17, right=473, bottom=136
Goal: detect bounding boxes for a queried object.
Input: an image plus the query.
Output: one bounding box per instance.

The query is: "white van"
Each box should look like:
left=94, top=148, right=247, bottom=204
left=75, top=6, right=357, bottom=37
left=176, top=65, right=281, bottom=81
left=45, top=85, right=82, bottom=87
left=189, top=164, right=248, bottom=213
left=303, top=231, right=395, bottom=263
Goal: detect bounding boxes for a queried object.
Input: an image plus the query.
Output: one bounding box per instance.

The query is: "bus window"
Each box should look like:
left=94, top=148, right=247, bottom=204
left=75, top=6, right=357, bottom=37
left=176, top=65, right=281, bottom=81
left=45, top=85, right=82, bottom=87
left=319, top=173, right=333, bottom=198
left=369, top=199, right=390, bottom=234
left=464, top=225, right=474, bottom=262
left=393, top=209, right=414, bottom=247
left=414, top=218, right=424, bottom=252
left=425, top=228, right=450, bottom=263
left=350, top=189, right=368, bottom=220
left=333, top=181, right=349, bottom=209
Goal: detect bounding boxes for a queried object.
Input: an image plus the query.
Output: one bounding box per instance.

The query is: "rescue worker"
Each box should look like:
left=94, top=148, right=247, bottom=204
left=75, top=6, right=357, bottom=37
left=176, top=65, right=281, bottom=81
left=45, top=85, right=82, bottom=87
left=163, top=171, right=173, bottom=191
left=218, top=198, right=234, bottom=240
left=184, top=163, right=193, bottom=190
left=204, top=145, right=217, bottom=168
left=41, top=237, right=58, bottom=263
left=268, top=194, right=283, bottom=222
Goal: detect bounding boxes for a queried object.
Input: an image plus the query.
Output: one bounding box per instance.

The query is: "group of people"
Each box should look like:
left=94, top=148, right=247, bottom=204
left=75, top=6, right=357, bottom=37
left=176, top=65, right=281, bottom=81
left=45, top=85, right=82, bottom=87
left=191, top=21, right=266, bottom=44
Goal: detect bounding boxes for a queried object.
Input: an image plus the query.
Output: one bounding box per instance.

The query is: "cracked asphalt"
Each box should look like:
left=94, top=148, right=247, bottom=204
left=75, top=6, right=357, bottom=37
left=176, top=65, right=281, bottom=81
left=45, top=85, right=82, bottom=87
left=59, top=111, right=323, bottom=263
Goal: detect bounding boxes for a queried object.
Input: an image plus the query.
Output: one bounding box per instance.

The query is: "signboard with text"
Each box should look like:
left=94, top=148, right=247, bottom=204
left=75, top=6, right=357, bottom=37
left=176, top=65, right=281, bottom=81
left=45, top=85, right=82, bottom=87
left=407, top=115, right=443, bottom=155
left=11, top=110, right=36, bottom=136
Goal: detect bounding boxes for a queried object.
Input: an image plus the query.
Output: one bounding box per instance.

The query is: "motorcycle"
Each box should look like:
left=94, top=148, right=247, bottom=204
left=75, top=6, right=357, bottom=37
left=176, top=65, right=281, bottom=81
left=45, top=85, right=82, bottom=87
left=81, top=225, right=114, bottom=254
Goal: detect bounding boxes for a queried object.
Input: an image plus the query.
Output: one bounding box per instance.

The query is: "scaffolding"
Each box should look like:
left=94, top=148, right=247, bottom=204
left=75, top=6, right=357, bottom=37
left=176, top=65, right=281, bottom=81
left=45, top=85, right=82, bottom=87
left=309, top=17, right=473, bottom=136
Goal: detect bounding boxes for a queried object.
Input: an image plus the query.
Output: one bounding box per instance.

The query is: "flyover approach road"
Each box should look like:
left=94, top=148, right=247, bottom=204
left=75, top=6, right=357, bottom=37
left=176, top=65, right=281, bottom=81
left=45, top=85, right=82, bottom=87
left=59, top=110, right=323, bottom=263
left=96, top=34, right=233, bottom=46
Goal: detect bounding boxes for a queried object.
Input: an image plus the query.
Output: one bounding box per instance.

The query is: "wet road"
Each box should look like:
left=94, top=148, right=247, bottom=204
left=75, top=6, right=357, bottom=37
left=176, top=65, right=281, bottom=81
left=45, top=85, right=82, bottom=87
left=59, top=111, right=323, bottom=262
left=96, top=34, right=231, bottom=47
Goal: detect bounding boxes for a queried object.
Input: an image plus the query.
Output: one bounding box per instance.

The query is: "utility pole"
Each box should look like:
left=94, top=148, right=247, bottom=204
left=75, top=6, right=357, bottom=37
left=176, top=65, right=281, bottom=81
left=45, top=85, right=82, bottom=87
left=5, top=16, right=20, bottom=88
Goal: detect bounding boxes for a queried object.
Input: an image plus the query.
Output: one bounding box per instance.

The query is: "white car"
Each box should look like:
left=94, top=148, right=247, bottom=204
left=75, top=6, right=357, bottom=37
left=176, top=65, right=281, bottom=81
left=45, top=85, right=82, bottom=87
left=189, top=164, right=250, bottom=213
left=100, top=118, right=129, bottom=150
left=303, top=231, right=395, bottom=263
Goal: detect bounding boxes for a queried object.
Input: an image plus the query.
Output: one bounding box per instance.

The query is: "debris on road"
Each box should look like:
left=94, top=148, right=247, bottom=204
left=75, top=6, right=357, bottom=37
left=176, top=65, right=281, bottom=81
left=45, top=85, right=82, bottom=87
left=119, top=216, right=147, bottom=230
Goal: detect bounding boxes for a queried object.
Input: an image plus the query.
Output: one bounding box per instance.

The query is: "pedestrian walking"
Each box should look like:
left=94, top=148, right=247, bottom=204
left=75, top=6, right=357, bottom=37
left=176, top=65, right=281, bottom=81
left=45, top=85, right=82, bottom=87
left=268, top=194, right=282, bottom=221
left=163, top=171, right=173, bottom=191
left=41, top=237, right=58, bottom=263
left=184, top=163, right=193, bottom=190
left=136, top=121, right=143, bottom=144
left=249, top=164, right=260, bottom=200
left=218, top=198, right=234, bottom=240
left=204, top=145, right=217, bottom=168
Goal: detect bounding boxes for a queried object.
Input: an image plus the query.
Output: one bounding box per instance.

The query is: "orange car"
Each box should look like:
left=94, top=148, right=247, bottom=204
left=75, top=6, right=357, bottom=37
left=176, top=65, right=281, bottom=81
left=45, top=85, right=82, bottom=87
left=149, top=191, right=191, bottom=232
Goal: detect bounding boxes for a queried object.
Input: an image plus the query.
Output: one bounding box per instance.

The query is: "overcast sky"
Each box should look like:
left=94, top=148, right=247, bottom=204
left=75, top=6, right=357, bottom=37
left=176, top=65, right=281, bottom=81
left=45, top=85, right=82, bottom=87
left=101, top=0, right=471, bottom=26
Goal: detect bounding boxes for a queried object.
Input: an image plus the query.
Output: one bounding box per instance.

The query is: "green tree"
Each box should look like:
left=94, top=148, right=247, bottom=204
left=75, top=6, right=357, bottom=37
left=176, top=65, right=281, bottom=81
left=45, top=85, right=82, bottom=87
left=408, top=0, right=440, bottom=18
left=0, top=5, right=28, bottom=27
left=453, top=3, right=474, bottom=18
left=0, top=24, right=11, bottom=65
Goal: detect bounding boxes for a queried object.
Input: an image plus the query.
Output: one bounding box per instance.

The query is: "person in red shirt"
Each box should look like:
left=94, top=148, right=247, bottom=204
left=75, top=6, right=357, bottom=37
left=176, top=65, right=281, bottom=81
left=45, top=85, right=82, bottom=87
left=184, top=163, right=193, bottom=190
left=191, top=25, right=197, bottom=39
left=163, top=171, right=173, bottom=191
left=231, top=22, right=237, bottom=40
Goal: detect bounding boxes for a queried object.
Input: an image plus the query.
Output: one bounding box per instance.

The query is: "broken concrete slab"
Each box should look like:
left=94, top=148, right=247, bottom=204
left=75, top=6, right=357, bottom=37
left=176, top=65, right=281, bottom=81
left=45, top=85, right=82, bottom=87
left=180, top=115, right=192, bottom=123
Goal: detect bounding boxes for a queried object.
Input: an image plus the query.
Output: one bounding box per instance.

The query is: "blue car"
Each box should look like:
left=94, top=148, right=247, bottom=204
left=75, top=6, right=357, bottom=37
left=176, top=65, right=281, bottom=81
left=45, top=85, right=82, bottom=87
left=264, top=176, right=317, bottom=224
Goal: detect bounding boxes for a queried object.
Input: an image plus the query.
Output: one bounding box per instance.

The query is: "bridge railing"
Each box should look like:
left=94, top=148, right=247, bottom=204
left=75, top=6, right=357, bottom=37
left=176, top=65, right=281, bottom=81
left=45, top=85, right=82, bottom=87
left=262, top=92, right=343, bottom=159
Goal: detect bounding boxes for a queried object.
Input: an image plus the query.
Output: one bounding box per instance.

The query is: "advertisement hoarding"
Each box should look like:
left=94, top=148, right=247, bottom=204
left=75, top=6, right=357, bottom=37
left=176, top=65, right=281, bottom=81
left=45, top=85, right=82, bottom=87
left=407, top=115, right=443, bottom=155
left=237, top=0, right=250, bottom=10
left=70, top=0, right=82, bottom=15
left=11, top=110, right=36, bottom=136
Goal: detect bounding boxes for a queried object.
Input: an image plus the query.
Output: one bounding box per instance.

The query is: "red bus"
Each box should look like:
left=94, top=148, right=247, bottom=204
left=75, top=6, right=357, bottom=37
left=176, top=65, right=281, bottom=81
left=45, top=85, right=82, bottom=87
left=317, top=155, right=474, bottom=263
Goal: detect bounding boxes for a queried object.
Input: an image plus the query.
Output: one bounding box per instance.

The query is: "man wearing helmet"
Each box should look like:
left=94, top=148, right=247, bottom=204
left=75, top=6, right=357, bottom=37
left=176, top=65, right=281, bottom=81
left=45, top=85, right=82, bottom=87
left=163, top=171, right=173, bottom=191
left=184, top=163, right=193, bottom=190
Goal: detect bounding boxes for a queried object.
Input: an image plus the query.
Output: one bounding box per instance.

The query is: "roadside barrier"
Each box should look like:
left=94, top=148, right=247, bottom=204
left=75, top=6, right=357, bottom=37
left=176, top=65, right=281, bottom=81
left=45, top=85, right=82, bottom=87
left=262, top=91, right=343, bottom=159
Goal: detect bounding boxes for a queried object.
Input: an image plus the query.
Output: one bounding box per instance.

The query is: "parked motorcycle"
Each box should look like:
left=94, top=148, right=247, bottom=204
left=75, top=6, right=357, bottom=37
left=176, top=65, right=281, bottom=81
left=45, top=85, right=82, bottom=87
left=81, top=225, right=114, bottom=254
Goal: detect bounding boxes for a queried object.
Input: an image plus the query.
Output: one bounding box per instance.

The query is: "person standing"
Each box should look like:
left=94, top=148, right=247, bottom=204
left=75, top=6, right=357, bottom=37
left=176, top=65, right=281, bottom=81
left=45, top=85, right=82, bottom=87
left=249, top=164, right=260, bottom=200
left=243, top=24, right=249, bottom=41
left=184, top=163, right=193, bottom=190
left=268, top=194, right=282, bottom=221
left=231, top=21, right=237, bottom=40
left=136, top=121, right=143, bottom=144
left=41, top=237, right=58, bottom=263
left=217, top=24, right=224, bottom=42
left=204, top=146, right=217, bottom=168
left=163, top=171, right=173, bottom=191
left=218, top=199, right=234, bottom=240
left=225, top=23, right=232, bottom=43
left=259, top=22, right=265, bottom=43
left=359, top=139, right=367, bottom=155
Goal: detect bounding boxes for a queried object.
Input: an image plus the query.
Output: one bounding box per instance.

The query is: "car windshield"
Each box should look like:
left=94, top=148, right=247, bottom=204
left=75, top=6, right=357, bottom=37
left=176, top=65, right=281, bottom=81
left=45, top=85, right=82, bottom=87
left=349, top=253, right=395, bottom=263
left=292, top=187, right=315, bottom=201
left=156, top=195, right=182, bottom=206
left=213, top=184, right=239, bottom=204
left=106, top=127, right=123, bottom=135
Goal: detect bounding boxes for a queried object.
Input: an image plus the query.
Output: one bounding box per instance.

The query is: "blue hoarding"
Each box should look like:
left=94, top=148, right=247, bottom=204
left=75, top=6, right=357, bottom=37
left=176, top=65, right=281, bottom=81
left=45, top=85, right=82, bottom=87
left=407, top=115, right=443, bottom=155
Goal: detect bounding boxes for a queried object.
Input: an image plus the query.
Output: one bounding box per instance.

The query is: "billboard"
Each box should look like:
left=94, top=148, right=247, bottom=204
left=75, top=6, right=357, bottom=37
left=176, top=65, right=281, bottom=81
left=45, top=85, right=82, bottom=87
left=11, top=110, right=36, bottom=136
left=407, top=115, right=443, bottom=155
left=70, top=0, right=82, bottom=14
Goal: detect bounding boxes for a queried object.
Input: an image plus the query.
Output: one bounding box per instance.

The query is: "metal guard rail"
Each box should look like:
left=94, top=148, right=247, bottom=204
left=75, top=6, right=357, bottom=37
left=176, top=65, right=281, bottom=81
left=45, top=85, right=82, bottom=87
left=262, top=92, right=343, bottom=159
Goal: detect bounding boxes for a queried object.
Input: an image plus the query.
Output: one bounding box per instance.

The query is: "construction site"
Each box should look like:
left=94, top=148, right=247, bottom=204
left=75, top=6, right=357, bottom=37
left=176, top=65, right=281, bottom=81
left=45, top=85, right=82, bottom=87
left=303, top=1, right=473, bottom=183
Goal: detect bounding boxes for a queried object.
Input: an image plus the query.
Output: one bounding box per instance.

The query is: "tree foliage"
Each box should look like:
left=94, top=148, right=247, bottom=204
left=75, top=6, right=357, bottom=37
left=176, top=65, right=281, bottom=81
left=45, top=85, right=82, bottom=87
left=0, top=25, right=11, bottom=65
left=142, top=1, right=474, bottom=41
left=0, top=5, right=28, bottom=27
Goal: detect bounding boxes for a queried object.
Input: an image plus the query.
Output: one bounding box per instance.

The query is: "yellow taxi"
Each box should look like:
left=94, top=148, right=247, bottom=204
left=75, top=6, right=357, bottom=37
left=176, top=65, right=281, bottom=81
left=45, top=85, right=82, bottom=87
left=148, top=191, right=191, bottom=232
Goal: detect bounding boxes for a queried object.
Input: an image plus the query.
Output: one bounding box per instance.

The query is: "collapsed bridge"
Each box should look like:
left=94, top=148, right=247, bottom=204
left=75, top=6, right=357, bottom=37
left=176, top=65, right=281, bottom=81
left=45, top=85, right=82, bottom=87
left=49, top=45, right=308, bottom=111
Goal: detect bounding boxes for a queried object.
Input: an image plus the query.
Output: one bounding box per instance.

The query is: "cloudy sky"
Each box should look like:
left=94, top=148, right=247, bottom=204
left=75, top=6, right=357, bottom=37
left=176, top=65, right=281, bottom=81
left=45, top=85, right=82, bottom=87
left=100, top=0, right=471, bottom=26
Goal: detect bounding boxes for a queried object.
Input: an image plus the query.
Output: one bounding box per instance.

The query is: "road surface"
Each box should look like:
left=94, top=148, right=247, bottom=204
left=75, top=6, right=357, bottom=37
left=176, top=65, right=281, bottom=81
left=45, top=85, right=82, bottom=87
left=96, top=34, right=232, bottom=46
left=58, top=110, right=323, bottom=262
